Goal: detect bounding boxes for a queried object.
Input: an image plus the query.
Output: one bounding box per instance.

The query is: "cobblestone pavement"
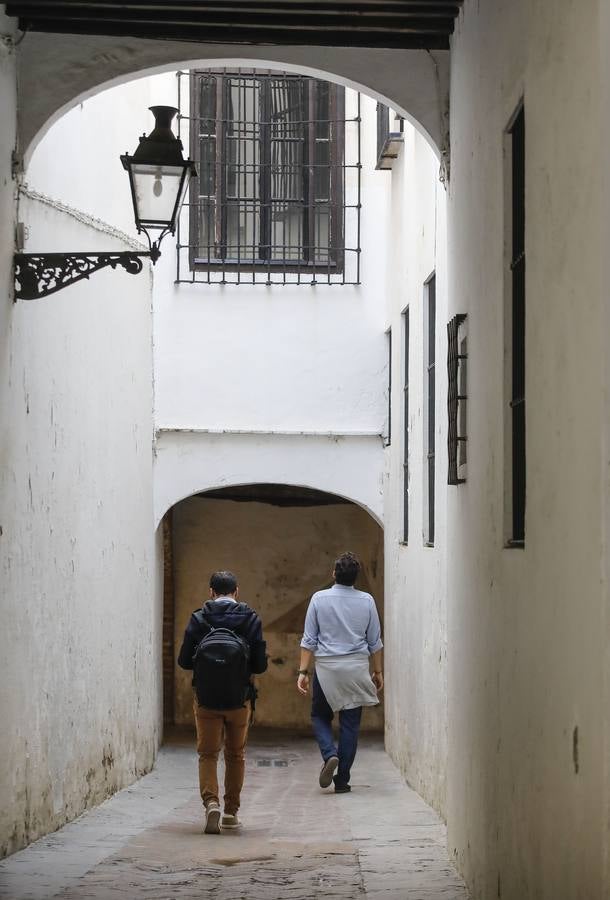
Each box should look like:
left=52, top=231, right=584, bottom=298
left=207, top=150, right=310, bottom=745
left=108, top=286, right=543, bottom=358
left=0, top=732, right=469, bottom=900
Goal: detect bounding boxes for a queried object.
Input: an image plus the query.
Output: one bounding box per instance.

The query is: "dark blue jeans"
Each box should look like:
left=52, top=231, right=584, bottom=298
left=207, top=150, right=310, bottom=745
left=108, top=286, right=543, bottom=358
left=311, top=672, right=362, bottom=788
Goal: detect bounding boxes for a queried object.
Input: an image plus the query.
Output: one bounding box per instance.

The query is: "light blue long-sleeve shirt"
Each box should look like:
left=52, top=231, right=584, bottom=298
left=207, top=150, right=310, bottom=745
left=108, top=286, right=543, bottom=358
left=300, top=584, right=383, bottom=657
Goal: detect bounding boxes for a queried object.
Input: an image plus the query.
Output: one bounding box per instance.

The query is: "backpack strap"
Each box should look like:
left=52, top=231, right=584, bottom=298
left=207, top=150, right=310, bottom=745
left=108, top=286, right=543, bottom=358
left=193, top=609, right=213, bottom=634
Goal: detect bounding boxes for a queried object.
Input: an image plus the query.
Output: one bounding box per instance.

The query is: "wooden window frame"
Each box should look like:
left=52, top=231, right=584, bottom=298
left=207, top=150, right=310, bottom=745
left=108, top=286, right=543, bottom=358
left=189, top=69, right=345, bottom=274
left=505, top=103, right=526, bottom=547
left=424, top=274, right=436, bottom=547
left=447, top=313, right=468, bottom=485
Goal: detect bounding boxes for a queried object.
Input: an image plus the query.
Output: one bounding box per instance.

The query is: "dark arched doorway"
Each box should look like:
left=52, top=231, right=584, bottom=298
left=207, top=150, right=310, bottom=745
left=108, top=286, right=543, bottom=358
left=162, top=483, right=384, bottom=735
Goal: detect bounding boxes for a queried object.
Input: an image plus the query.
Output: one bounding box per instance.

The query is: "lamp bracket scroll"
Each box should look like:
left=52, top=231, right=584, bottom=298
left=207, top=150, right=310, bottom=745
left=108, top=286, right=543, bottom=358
left=14, top=251, right=154, bottom=301
left=13, top=105, right=195, bottom=302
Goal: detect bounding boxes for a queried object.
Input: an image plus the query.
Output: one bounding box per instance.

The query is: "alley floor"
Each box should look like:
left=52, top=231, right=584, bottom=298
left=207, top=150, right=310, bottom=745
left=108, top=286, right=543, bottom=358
left=0, top=732, right=469, bottom=900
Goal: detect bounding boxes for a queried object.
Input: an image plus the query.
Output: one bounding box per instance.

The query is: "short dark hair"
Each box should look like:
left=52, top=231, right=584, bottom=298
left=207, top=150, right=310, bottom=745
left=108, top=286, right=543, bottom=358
left=333, top=551, right=360, bottom=586
left=209, top=570, right=238, bottom=595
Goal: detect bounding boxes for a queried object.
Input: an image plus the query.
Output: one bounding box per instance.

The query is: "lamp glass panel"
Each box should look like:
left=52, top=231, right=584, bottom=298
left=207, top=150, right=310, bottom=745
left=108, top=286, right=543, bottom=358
left=131, top=163, right=185, bottom=226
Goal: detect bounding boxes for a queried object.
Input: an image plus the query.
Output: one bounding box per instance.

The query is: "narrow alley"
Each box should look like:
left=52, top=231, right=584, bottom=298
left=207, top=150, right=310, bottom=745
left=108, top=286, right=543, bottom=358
left=0, top=733, right=468, bottom=900
left=2, top=3, right=610, bottom=899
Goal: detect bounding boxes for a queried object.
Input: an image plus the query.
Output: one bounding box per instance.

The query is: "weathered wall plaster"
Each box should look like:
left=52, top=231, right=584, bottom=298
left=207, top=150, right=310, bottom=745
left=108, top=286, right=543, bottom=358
left=446, top=1, right=606, bottom=897
left=601, top=3, right=610, bottom=892
left=2, top=7, right=608, bottom=897
left=25, top=76, right=159, bottom=241
left=14, top=36, right=448, bottom=162
left=0, top=63, right=159, bottom=856
left=171, top=495, right=384, bottom=730
left=382, top=122, right=449, bottom=817
left=152, top=88, right=388, bottom=437
left=152, top=89, right=387, bottom=541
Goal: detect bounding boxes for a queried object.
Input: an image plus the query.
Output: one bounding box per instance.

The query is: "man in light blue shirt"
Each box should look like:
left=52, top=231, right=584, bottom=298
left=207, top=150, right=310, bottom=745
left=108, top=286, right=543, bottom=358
left=297, top=551, right=383, bottom=793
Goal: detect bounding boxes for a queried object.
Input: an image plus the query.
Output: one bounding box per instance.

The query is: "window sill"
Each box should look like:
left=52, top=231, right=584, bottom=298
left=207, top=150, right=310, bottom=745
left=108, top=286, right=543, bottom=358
left=189, top=258, right=344, bottom=276
left=375, top=133, right=404, bottom=171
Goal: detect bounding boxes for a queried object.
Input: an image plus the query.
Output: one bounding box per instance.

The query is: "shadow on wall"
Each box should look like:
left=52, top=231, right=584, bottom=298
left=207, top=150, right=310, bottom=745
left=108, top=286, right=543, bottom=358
left=164, top=484, right=384, bottom=733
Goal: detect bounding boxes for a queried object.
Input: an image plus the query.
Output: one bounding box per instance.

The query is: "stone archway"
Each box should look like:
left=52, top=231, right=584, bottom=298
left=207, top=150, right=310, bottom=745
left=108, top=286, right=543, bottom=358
left=17, top=37, right=449, bottom=167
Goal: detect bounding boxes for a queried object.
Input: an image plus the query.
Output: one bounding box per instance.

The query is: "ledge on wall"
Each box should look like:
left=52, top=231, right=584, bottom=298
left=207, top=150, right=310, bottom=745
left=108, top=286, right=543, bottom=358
left=375, top=104, right=405, bottom=171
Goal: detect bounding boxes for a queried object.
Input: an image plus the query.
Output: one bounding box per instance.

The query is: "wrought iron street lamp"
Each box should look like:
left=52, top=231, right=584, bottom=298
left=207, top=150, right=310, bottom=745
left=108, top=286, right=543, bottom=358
left=14, top=106, right=196, bottom=301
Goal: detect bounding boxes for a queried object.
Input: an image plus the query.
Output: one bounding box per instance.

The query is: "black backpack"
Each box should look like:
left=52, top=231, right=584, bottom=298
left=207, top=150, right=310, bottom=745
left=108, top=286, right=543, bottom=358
left=192, top=615, right=251, bottom=710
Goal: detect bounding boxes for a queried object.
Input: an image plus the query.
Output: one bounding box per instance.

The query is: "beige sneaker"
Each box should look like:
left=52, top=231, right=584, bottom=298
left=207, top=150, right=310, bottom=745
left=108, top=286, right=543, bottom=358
left=221, top=813, right=241, bottom=829
left=204, top=801, right=221, bottom=834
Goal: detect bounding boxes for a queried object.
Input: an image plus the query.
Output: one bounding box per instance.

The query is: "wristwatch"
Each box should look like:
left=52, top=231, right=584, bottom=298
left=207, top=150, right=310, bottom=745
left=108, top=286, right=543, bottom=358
left=298, top=669, right=310, bottom=676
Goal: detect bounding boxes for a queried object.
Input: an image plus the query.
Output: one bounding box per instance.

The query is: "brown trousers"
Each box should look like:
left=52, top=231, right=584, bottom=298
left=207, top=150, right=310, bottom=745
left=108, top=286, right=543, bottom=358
left=193, top=695, right=251, bottom=815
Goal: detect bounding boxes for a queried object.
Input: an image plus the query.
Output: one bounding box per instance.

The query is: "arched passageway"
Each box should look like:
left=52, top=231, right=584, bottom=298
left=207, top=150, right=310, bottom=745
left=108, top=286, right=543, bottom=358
left=163, top=483, right=384, bottom=734
left=2, top=3, right=610, bottom=899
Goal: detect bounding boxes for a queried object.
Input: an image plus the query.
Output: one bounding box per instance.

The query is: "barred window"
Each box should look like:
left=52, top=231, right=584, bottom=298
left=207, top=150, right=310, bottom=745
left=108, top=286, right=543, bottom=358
left=183, top=70, right=356, bottom=284
left=402, top=308, right=410, bottom=543
left=447, top=313, right=467, bottom=485
left=507, top=103, right=526, bottom=546
left=424, top=274, right=436, bottom=546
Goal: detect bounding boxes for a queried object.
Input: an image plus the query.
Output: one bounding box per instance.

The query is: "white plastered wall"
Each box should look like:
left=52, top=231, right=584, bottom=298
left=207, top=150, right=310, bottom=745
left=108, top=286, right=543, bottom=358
left=153, top=87, right=388, bottom=523
left=382, top=123, right=449, bottom=816
left=0, top=63, right=161, bottom=857
left=446, top=1, right=606, bottom=897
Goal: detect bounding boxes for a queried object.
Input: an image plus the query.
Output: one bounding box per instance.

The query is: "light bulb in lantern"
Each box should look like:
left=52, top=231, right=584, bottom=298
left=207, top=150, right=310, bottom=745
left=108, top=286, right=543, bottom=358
left=153, top=171, right=163, bottom=197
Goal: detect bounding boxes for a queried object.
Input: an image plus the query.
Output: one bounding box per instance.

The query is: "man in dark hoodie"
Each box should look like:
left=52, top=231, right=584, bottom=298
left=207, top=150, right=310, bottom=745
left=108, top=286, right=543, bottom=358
left=178, top=570, right=267, bottom=834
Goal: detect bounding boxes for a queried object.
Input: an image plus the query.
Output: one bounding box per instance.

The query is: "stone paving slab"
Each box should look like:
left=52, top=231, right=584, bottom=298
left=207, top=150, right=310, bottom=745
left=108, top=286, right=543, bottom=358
left=0, top=733, right=469, bottom=900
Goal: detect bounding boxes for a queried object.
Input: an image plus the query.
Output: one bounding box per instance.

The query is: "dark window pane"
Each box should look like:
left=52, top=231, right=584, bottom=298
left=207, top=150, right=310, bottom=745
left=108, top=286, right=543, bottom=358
left=199, top=138, right=216, bottom=197
left=190, top=71, right=346, bottom=273
left=225, top=200, right=260, bottom=260
left=425, top=276, right=436, bottom=545
left=314, top=140, right=330, bottom=201
left=403, top=309, right=410, bottom=543
left=314, top=204, right=330, bottom=261
left=198, top=199, right=215, bottom=256
left=199, top=75, right=216, bottom=133
left=315, top=81, right=330, bottom=139
left=510, top=105, right=525, bottom=544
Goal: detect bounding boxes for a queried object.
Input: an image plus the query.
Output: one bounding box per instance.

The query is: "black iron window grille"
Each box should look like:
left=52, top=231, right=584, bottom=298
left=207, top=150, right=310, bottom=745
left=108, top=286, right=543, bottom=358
left=508, top=105, right=525, bottom=546
left=376, top=103, right=404, bottom=171
left=176, top=69, right=361, bottom=286
left=402, top=308, right=410, bottom=543
left=424, top=274, right=436, bottom=546
left=447, top=313, right=467, bottom=485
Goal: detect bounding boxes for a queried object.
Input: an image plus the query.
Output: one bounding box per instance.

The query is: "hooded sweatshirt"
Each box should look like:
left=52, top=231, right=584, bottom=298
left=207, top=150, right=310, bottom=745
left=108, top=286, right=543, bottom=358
left=177, top=598, right=268, bottom=676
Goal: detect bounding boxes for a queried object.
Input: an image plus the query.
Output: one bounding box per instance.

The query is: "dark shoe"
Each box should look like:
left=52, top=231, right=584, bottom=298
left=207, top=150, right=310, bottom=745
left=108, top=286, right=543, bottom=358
left=204, top=801, right=221, bottom=834
left=319, top=755, right=339, bottom=788
left=334, top=784, right=351, bottom=793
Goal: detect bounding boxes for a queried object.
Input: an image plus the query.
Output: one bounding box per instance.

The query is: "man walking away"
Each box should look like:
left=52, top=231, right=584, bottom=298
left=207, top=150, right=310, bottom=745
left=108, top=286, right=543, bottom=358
left=297, top=551, right=383, bottom=793
left=178, top=570, right=267, bottom=834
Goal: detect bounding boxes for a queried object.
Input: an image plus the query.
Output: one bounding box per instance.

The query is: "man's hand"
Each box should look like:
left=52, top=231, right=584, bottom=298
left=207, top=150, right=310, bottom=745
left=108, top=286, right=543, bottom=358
left=297, top=673, right=310, bottom=695
left=372, top=671, right=384, bottom=692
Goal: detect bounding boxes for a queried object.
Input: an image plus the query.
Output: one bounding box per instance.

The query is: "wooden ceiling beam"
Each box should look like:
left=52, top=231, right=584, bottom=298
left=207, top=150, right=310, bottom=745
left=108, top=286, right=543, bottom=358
left=8, top=0, right=462, bottom=8
left=5, top=0, right=462, bottom=49
left=9, top=12, right=456, bottom=33
left=9, top=3, right=459, bottom=18
left=9, top=18, right=452, bottom=48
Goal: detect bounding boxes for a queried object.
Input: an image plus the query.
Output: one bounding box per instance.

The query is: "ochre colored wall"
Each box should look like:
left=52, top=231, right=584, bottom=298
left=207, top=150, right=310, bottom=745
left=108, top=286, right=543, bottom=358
left=172, top=495, right=384, bottom=730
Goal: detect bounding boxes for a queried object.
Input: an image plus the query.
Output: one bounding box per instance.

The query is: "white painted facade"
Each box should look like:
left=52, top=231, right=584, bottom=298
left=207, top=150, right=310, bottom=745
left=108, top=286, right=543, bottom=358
left=1, top=63, right=395, bottom=859
left=382, top=125, right=449, bottom=816
left=446, top=3, right=607, bottom=898
left=1, top=2, right=609, bottom=898
left=0, top=44, right=161, bottom=857
left=153, top=82, right=388, bottom=524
